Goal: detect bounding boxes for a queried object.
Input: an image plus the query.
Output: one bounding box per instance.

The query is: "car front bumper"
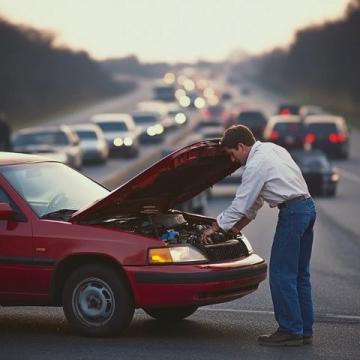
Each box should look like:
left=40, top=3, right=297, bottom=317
left=124, top=254, right=267, bottom=308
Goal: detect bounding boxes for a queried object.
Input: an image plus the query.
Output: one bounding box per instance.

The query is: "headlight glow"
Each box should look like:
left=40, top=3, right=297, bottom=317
left=113, top=137, right=123, bottom=146
left=175, top=113, right=187, bottom=124
left=331, top=173, right=339, bottom=182
left=148, top=246, right=207, bottom=264
left=147, top=127, right=156, bottom=136
left=179, top=96, right=191, bottom=108
left=124, top=137, right=133, bottom=146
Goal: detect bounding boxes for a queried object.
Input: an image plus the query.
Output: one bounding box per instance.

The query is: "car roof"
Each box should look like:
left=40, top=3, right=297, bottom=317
left=268, top=115, right=302, bottom=123
left=71, top=123, right=101, bottom=131
left=304, top=114, right=345, bottom=124
left=14, top=125, right=70, bottom=136
left=0, top=152, right=55, bottom=166
left=92, top=113, right=133, bottom=123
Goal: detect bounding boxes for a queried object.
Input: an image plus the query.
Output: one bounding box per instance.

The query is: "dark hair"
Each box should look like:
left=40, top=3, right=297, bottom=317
left=220, top=125, right=256, bottom=148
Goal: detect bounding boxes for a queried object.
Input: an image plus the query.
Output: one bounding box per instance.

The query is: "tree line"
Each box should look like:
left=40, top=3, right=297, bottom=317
left=0, top=17, right=133, bottom=128
left=231, top=0, right=360, bottom=120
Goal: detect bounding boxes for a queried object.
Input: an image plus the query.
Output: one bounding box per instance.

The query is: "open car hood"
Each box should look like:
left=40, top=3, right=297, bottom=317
left=71, top=139, right=240, bottom=222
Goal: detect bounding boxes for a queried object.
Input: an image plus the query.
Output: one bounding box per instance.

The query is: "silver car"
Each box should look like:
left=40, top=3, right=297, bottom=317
left=12, top=125, right=82, bottom=170
left=72, top=123, right=109, bottom=164
left=91, top=113, right=140, bottom=157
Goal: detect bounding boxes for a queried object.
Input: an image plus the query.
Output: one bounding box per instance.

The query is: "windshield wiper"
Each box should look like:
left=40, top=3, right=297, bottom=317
left=41, top=209, right=77, bottom=221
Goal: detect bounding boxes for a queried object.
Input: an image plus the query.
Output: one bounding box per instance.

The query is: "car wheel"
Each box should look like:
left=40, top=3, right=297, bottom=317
left=62, top=265, right=134, bottom=337
left=143, top=306, right=198, bottom=321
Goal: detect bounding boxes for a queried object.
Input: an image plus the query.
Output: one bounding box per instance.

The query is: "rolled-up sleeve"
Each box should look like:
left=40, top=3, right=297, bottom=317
left=217, top=163, right=266, bottom=231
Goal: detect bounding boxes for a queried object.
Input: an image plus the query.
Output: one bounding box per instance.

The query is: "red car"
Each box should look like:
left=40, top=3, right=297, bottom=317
left=0, top=141, right=267, bottom=337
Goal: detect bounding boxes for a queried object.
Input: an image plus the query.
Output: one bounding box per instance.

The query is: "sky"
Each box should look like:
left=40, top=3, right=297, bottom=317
left=0, top=0, right=351, bottom=63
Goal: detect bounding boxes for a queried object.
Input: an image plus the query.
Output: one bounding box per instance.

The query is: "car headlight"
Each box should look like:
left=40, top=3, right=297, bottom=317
left=113, top=137, right=123, bottom=146
left=147, top=127, right=156, bottom=136
left=148, top=246, right=207, bottom=264
left=153, top=124, right=164, bottom=134
left=240, top=235, right=253, bottom=254
left=331, top=173, right=339, bottom=182
left=175, top=113, right=187, bottom=124
left=124, top=137, right=133, bottom=146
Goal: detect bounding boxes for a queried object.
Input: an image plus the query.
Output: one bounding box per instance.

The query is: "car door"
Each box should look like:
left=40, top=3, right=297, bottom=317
left=0, top=186, right=33, bottom=299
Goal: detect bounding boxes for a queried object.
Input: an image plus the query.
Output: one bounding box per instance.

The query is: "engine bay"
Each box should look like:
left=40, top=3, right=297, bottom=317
left=98, top=211, right=249, bottom=262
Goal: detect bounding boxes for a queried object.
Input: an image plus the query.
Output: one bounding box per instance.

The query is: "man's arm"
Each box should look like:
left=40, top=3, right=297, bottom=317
left=230, top=216, right=251, bottom=235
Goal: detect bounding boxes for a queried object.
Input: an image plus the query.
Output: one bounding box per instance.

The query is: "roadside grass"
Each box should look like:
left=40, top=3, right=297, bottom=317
left=10, top=81, right=138, bottom=131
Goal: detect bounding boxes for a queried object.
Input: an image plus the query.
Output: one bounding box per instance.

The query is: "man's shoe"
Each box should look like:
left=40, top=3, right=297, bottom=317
left=258, top=331, right=303, bottom=347
left=303, top=335, right=313, bottom=345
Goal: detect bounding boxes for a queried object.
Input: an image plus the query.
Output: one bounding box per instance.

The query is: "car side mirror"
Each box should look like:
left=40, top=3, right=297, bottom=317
left=0, top=202, right=16, bottom=221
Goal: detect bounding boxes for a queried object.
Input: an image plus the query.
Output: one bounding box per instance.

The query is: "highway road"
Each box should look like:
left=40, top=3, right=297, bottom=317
left=1, top=76, right=359, bottom=359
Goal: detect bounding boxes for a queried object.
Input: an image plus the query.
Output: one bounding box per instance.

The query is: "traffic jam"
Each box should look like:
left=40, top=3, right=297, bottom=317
left=0, top=70, right=349, bottom=336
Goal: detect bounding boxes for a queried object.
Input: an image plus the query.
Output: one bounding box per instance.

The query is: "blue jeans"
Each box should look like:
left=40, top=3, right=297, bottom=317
left=270, top=197, right=316, bottom=336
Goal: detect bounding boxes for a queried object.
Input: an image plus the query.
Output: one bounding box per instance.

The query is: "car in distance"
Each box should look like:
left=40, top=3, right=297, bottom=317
left=71, top=123, right=109, bottom=164
left=228, top=110, right=268, bottom=140
left=0, top=145, right=267, bottom=337
left=132, top=111, right=165, bottom=143
left=264, top=115, right=306, bottom=150
left=277, top=103, right=300, bottom=115
left=304, top=115, right=349, bottom=159
left=290, top=150, right=339, bottom=196
left=91, top=113, right=139, bottom=157
left=12, top=125, right=82, bottom=170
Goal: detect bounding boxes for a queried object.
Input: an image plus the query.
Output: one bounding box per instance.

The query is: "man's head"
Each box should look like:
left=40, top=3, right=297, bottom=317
left=220, top=125, right=256, bottom=165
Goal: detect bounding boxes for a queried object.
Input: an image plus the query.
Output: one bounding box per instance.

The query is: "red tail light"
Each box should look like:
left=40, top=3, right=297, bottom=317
left=280, top=108, right=291, bottom=115
left=305, top=133, right=316, bottom=143
left=270, top=130, right=279, bottom=140
left=329, top=133, right=347, bottom=143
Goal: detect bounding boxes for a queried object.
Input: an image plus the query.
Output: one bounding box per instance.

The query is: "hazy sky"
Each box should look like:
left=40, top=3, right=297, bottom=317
left=0, top=0, right=350, bottom=63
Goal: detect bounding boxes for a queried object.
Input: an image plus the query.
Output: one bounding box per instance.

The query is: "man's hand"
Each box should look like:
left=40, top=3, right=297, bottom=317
left=200, top=222, right=220, bottom=244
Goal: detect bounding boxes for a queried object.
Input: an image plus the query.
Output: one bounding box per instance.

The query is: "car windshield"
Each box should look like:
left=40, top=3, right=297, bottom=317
left=306, top=123, right=337, bottom=135
left=238, top=112, right=266, bottom=126
left=97, top=122, right=128, bottom=132
left=14, top=131, right=69, bottom=146
left=0, top=162, right=109, bottom=217
left=293, top=153, right=330, bottom=171
left=76, top=130, right=98, bottom=140
left=274, top=122, right=303, bottom=134
left=133, top=115, right=157, bottom=124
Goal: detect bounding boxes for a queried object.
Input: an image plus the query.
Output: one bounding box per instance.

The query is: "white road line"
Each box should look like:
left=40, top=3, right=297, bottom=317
left=339, top=168, right=360, bottom=184
left=199, top=307, right=360, bottom=322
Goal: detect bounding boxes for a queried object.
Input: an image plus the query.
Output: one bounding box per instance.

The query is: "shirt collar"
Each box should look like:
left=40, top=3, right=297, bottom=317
left=245, top=141, right=261, bottom=165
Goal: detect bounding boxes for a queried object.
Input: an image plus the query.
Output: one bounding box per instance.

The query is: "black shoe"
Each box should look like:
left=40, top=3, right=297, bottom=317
left=303, top=335, right=313, bottom=345
left=258, top=331, right=303, bottom=347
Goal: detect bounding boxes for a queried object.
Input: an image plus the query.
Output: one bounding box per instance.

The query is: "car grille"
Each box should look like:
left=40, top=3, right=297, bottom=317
left=201, top=239, right=248, bottom=263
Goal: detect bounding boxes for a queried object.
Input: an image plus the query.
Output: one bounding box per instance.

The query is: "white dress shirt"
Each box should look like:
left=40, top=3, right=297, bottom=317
left=217, top=141, right=310, bottom=231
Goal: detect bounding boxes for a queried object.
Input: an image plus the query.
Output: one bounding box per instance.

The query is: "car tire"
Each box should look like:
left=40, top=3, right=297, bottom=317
left=62, top=265, right=134, bottom=337
left=143, top=306, right=198, bottom=322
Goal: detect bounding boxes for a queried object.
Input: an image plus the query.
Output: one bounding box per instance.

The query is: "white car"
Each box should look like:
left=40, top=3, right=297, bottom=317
left=12, top=125, right=82, bottom=170
left=71, top=123, right=109, bottom=164
left=131, top=111, right=165, bottom=143
left=91, top=113, right=140, bottom=157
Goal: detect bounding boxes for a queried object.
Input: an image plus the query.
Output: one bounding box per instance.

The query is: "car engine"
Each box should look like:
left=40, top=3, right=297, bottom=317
left=99, top=211, right=249, bottom=262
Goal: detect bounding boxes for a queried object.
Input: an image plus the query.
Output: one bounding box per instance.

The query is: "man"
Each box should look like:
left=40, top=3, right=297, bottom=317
left=201, top=125, right=316, bottom=347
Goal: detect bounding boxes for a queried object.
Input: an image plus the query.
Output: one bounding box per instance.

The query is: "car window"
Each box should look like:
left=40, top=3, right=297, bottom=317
left=97, top=122, right=129, bottom=132
left=306, top=123, right=338, bottom=135
left=0, top=162, right=109, bottom=217
left=14, top=131, right=70, bottom=146
left=238, top=112, right=267, bottom=127
left=273, top=122, right=303, bottom=133
left=76, top=130, right=98, bottom=140
left=293, top=153, right=330, bottom=170
left=0, top=187, right=10, bottom=203
left=133, top=115, right=157, bottom=124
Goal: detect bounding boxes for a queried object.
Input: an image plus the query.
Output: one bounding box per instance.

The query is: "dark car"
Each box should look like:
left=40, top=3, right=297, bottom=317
left=0, top=145, right=266, bottom=337
left=277, top=104, right=300, bottom=115
left=304, top=115, right=349, bottom=159
left=291, top=150, right=339, bottom=197
left=229, top=111, right=268, bottom=140
left=264, top=115, right=306, bottom=150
